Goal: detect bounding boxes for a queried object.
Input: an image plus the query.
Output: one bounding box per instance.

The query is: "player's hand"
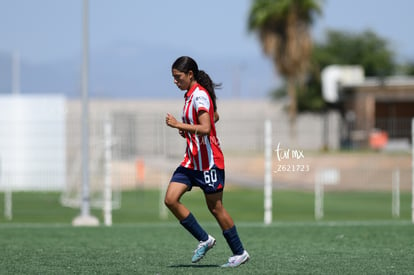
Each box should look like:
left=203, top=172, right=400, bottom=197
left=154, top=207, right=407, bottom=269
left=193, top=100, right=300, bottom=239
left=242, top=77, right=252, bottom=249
left=165, top=113, right=178, bottom=128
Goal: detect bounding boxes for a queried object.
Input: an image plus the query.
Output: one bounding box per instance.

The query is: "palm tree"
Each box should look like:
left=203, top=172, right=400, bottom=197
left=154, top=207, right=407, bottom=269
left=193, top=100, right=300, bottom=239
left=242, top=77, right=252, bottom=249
left=248, top=0, right=322, bottom=135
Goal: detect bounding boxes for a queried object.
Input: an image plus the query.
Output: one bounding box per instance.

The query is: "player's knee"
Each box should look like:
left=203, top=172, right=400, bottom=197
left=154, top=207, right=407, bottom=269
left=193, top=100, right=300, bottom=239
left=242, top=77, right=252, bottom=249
left=164, top=196, right=177, bottom=209
left=208, top=205, right=222, bottom=217
left=164, top=197, right=172, bottom=208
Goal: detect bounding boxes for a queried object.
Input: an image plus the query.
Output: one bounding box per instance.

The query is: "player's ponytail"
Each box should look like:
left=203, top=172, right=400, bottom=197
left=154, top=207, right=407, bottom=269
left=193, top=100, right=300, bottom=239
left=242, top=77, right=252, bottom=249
left=196, top=70, right=220, bottom=112
left=172, top=56, right=221, bottom=111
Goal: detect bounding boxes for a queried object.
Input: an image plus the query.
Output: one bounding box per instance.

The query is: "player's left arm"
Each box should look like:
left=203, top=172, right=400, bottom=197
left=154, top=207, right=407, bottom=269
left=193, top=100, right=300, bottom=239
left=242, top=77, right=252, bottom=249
left=214, top=111, right=219, bottom=123
left=166, top=111, right=211, bottom=136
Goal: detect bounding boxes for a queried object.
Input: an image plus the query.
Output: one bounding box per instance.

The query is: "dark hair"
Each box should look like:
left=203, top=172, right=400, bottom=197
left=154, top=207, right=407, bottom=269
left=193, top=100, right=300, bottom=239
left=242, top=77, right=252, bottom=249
left=172, top=56, right=221, bottom=111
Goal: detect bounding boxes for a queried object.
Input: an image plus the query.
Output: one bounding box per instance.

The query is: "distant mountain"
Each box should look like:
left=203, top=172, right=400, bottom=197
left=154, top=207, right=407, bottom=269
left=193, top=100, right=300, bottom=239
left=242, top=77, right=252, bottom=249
left=0, top=52, right=12, bottom=93
left=0, top=43, right=279, bottom=99
left=0, top=52, right=78, bottom=96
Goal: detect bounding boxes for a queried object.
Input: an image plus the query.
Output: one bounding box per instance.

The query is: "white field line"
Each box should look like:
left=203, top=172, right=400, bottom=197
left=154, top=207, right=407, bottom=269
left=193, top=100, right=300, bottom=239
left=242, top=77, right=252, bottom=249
left=0, top=220, right=412, bottom=229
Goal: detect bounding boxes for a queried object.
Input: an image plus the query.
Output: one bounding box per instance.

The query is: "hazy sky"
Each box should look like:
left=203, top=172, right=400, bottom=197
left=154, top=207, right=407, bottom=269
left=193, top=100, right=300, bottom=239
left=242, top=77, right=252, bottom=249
left=0, top=0, right=412, bottom=63
left=0, top=0, right=413, bottom=99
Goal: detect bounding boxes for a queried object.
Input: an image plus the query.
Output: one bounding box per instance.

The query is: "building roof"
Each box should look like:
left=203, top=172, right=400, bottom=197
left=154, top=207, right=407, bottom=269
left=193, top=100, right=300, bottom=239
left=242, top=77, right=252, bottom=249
left=344, top=76, right=414, bottom=88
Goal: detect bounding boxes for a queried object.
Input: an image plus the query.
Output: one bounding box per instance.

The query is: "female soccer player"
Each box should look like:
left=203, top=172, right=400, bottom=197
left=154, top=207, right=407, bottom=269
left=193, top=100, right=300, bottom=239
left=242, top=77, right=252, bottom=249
left=165, top=56, right=249, bottom=268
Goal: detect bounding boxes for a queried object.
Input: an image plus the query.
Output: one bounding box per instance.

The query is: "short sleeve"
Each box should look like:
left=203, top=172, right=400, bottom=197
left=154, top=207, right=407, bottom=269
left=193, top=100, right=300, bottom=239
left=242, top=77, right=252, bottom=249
left=193, top=91, right=210, bottom=113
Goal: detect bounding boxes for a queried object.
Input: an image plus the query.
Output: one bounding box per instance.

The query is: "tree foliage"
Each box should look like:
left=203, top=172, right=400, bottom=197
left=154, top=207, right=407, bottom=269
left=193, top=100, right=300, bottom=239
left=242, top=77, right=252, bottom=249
left=313, top=29, right=395, bottom=77
left=248, top=0, right=322, bottom=77
left=248, top=0, right=323, bottom=124
left=272, top=29, right=398, bottom=112
left=397, top=61, right=414, bottom=76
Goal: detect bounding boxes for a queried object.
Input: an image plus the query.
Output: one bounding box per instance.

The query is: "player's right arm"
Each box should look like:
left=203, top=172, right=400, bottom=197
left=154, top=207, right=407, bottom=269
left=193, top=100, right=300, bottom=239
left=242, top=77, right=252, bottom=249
left=166, top=111, right=211, bottom=136
left=178, top=111, right=217, bottom=138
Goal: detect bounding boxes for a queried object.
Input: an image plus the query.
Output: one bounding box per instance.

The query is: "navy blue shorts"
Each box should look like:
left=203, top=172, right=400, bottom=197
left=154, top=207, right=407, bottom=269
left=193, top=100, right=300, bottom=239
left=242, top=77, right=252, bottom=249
left=170, top=165, right=225, bottom=194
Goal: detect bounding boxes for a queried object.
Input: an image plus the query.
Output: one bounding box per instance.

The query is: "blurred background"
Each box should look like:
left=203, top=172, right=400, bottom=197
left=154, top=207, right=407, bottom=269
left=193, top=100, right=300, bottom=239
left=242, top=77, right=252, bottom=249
left=0, top=0, right=413, bottom=224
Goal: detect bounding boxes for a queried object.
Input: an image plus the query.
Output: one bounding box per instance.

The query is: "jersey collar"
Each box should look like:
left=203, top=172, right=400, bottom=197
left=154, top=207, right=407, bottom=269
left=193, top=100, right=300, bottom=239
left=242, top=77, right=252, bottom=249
left=185, top=83, right=199, bottom=98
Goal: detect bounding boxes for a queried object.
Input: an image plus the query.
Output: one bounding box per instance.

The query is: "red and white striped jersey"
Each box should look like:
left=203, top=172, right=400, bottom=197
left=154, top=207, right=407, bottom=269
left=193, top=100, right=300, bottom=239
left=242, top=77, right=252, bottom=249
left=181, top=83, right=224, bottom=171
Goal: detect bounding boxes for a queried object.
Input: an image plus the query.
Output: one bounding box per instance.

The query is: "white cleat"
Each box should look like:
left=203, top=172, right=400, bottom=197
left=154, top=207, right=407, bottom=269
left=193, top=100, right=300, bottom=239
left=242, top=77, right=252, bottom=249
left=221, top=250, right=250, bottom=267
left=191, top=235, right=216, bottom=263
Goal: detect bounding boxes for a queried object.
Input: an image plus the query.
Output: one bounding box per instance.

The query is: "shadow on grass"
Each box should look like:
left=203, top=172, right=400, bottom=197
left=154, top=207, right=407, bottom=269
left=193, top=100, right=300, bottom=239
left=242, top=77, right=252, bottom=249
left=169, top=264, right=220, bottom=268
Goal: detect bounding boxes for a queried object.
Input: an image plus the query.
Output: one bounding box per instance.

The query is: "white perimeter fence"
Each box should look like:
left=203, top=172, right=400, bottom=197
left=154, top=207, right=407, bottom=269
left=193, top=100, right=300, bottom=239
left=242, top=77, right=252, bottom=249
left=0, top=98, right=412, bottom=223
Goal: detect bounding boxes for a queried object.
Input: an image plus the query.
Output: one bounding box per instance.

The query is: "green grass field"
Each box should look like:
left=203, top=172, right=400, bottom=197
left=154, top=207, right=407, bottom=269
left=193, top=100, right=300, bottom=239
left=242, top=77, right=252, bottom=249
left=1, top=188, right=412, bottom=223
left=1, top=222, right=414, bottom=274
left=1, top=188, right=414, bottom=274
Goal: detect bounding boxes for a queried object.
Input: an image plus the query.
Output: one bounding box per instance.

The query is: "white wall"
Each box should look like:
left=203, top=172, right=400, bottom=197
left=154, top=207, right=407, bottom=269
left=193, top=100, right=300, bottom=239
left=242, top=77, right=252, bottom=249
left=0, top=95, right=66, bottom=191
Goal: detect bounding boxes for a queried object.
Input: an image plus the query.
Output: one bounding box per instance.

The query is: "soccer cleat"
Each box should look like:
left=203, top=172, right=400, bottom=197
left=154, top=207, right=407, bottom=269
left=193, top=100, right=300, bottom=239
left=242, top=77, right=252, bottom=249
left=191, top=235, right=216, bottom=263
left=221, top=250, right=250, bottom=267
